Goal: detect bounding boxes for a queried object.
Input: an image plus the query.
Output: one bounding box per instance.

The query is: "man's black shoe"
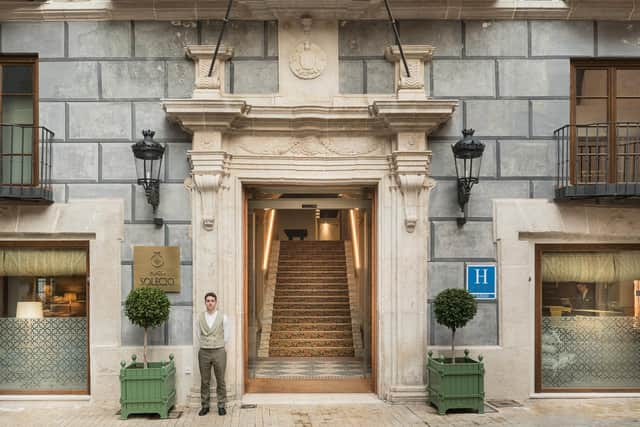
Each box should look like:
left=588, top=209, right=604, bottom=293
left=198, top=407, right=209, bottom=416
left=218, top=407, right=227, bottom=416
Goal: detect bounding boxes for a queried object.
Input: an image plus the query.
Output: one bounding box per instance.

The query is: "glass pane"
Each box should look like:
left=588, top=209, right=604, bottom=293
left=2, top=95, right=34, bottom=125
left=576, top=98, right=607, bottom=125
left=576, top=69, right=607, bottom=97
left=616, top=69, right=640, bottom=97
left=1, top=124, right=33, bottom=154
left=1, top=155, right=32, bottom=185
left=576, top=123, right=608, bottom=183
left=540, top=250, right=640, bottom=389
left=615, top=123, right=640, bottom=183
left=1, top=65, right=33, bottom=94
left=0, top=273, right=88, bottom=392
left=616, top=98, right=640, bottom=122
left=247, top=208, right=373, bottom=382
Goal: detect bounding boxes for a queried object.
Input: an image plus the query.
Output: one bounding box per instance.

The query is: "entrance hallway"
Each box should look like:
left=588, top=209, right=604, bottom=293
left=3, top=398, right=639, bottom=426
left=246, top=189, right=374, bottom=391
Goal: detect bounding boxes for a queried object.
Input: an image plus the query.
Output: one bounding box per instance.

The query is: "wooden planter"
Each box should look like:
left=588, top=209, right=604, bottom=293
left=119, top=354, right=176, bottom=420
left=427, top=350, right=485, bottom=415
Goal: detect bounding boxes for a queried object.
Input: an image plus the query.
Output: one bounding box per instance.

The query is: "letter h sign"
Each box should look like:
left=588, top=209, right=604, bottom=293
left=466, top=264, right=496, bottom=300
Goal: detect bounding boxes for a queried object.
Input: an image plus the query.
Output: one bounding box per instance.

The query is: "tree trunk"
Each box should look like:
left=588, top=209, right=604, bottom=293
left=451, top=328, right=456, bottom=364
left=143, top=327, right=148, bottom=369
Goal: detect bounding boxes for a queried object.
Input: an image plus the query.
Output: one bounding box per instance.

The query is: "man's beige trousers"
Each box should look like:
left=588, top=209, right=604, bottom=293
left=198, top=347, right=227, bottom=408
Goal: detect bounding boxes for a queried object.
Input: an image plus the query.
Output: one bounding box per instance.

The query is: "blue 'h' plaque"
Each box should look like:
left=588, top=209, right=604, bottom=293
left=466, top=264, right=496, bottom=300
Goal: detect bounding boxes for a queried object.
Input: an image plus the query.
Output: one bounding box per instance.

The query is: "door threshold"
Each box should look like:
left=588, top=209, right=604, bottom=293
left=0, top=395, right=90, bottom=401
left=245, top=378, right=372, bottom=393
left=242, top=393, right=381, bottom=405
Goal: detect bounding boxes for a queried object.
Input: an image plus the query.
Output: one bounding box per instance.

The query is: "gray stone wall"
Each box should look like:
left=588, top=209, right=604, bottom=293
left=3, top=19, right=639, bottom=349
left=0, top=20, right=276, bottom=346
left=340, top=20, right=640, bottom=346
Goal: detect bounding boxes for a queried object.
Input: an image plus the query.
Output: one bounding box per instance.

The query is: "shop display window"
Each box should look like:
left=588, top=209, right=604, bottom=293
left=0, top=244, right=89, bottom=394
left=537, top=246, right=640, bottom=391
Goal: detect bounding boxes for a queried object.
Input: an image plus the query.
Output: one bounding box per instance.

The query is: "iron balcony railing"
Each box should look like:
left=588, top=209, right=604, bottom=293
left=555, top=122, right=640, bottom=200
left=0, top=124, right=54, bottom=202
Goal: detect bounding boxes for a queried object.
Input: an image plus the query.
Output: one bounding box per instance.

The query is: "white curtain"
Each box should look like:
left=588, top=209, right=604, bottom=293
left=542, top=251, right=640, bottom=283
left=0, top=249, right=86, bottom=276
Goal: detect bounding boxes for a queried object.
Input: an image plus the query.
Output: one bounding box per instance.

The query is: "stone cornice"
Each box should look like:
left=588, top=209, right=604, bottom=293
left=162, top=99, right=247, bottom=133
left=3, top=1, right=639, bottom=21
left=163, top=98, right=457, bottom=135
left=371, top=100, right=458, bottom=133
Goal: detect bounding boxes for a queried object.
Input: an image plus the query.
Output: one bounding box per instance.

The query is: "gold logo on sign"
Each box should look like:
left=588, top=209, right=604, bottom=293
left=151, top=252, right=165, bottom=268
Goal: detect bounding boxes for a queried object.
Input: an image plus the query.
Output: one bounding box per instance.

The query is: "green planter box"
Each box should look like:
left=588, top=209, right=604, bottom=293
left=427, top=350, right=485, bottom=415
left=119, top=354, right=176, bottom=420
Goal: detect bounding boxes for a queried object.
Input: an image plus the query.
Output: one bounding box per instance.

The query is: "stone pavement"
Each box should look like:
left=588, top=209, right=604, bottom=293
left=1, top=397, right=639, bottom=427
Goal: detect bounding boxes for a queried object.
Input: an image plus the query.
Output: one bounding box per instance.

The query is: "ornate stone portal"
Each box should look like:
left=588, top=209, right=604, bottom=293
left=163, top=20, right=456, bottom=404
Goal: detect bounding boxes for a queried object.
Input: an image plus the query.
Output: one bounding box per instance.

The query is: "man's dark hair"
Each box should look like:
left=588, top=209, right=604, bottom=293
left=204, top=292, right=217, bottom=301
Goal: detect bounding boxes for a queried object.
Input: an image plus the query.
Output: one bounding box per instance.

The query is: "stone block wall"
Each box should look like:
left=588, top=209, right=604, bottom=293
left=339, top=20, right=640, bottom=346
left=0, top=20, right=276, bottom=347
left=3, top=18, right=639, bottom=350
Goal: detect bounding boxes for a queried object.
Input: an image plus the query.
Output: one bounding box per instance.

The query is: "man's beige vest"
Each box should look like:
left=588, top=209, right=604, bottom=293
left=199, top=310, right=225, bottom=349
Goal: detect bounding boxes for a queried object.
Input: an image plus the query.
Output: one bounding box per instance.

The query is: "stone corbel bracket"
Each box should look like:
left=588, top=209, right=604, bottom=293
left=188, top=151, right=231, bottom=231
left=186, top=45, right=234, bottom=99
left=390, top=151, right=435, bottom=233
left=371, top=100, right=457, bottom=136
left=385, top=45, right=434, bottom=100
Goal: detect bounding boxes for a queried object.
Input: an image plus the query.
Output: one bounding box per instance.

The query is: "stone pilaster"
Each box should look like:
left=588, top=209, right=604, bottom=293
left=378, top=148, right=433, bottom=403
left=186, top=149, right=237, bottom=406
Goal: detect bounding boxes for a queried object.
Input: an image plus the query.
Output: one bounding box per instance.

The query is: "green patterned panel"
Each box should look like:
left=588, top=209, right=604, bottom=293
left=0, top=318, right=88, bottom=392
left=541, top=316, right=640, bottom=389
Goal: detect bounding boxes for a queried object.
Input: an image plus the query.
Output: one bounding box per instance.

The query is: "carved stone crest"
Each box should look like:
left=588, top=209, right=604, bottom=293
left=289, top=41, right=327, bottom=80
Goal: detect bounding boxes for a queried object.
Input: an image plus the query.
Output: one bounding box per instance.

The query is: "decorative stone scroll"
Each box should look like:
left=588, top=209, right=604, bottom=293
left=188, top=151, right=230, bottom=231
left=391, top=151, right=435, bottom=233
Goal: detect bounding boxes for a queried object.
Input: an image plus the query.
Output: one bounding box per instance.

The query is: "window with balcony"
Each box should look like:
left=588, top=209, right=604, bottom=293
left=555, top=60, right=640, bottom=199
left=0, top=55, right=53, bottom=202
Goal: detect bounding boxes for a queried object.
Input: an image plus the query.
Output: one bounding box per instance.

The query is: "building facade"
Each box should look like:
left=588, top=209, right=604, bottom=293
left=0, top=0, right=639, bottom=405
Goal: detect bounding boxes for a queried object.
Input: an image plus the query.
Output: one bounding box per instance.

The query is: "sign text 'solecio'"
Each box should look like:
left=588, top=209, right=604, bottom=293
left=133, top=246, right=181, bottom=293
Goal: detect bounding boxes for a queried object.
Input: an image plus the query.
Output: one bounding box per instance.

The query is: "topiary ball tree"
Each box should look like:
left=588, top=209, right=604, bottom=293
left=434, top=288, right=477, bottom=364
left=125, top=287, right=170, bottom=368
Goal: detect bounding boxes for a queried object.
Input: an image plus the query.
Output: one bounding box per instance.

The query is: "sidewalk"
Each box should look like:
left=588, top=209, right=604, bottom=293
left=1, top=397, right=639, bottom=426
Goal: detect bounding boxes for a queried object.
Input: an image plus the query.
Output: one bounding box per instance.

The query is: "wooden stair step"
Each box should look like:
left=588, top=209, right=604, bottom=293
left=269, top=347, right=355, bottom=357
left=271, top=316, right=352, bottom=323
left=275, top=291, right=348, bottom=297
left=270, top=322, right=352, bottom=331
left=268, top=338, right=354, bottom=348
left=273, top=309, right=351, bottom=316
left=270, top=330, right=352, bottom=339
left=273, top=303, right=350, bottom=309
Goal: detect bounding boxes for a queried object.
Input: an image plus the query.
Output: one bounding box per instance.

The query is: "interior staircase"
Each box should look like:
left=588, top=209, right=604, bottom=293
left=269, top=240, right=355, bottom=357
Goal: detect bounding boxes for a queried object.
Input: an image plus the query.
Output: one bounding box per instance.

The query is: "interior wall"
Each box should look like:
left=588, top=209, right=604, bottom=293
left=276, top=210, right=316, bottom=241
left=7, top=277, right=31, bottom=317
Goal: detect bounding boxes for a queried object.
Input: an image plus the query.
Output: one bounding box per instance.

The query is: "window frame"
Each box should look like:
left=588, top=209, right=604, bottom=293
left=535, top=243, right=640, bottom=393
left=570, top=59, right=640, bottom=184
left=0, top=54, right=39, bottom=187
left=0, top=240, right=90, bottom=395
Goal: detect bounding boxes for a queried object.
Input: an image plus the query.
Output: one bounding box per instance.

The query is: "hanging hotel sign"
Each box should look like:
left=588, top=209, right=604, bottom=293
left=133, top=246, right=181, bottom=293
left=466, top=264, right=496, bottom=300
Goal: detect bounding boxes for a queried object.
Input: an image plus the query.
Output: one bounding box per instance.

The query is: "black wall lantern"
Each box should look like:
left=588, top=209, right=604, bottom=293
left=452, top=129, right=485, bottom=226
left=131, top=129, right=165, bottom=226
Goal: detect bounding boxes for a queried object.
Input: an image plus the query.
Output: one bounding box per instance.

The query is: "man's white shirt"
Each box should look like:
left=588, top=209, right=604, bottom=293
left=197, top=310, right=230, bottom=345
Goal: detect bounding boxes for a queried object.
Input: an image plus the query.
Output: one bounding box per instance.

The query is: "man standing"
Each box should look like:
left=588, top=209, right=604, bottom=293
left=198, top=292, right=229, bottom=416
